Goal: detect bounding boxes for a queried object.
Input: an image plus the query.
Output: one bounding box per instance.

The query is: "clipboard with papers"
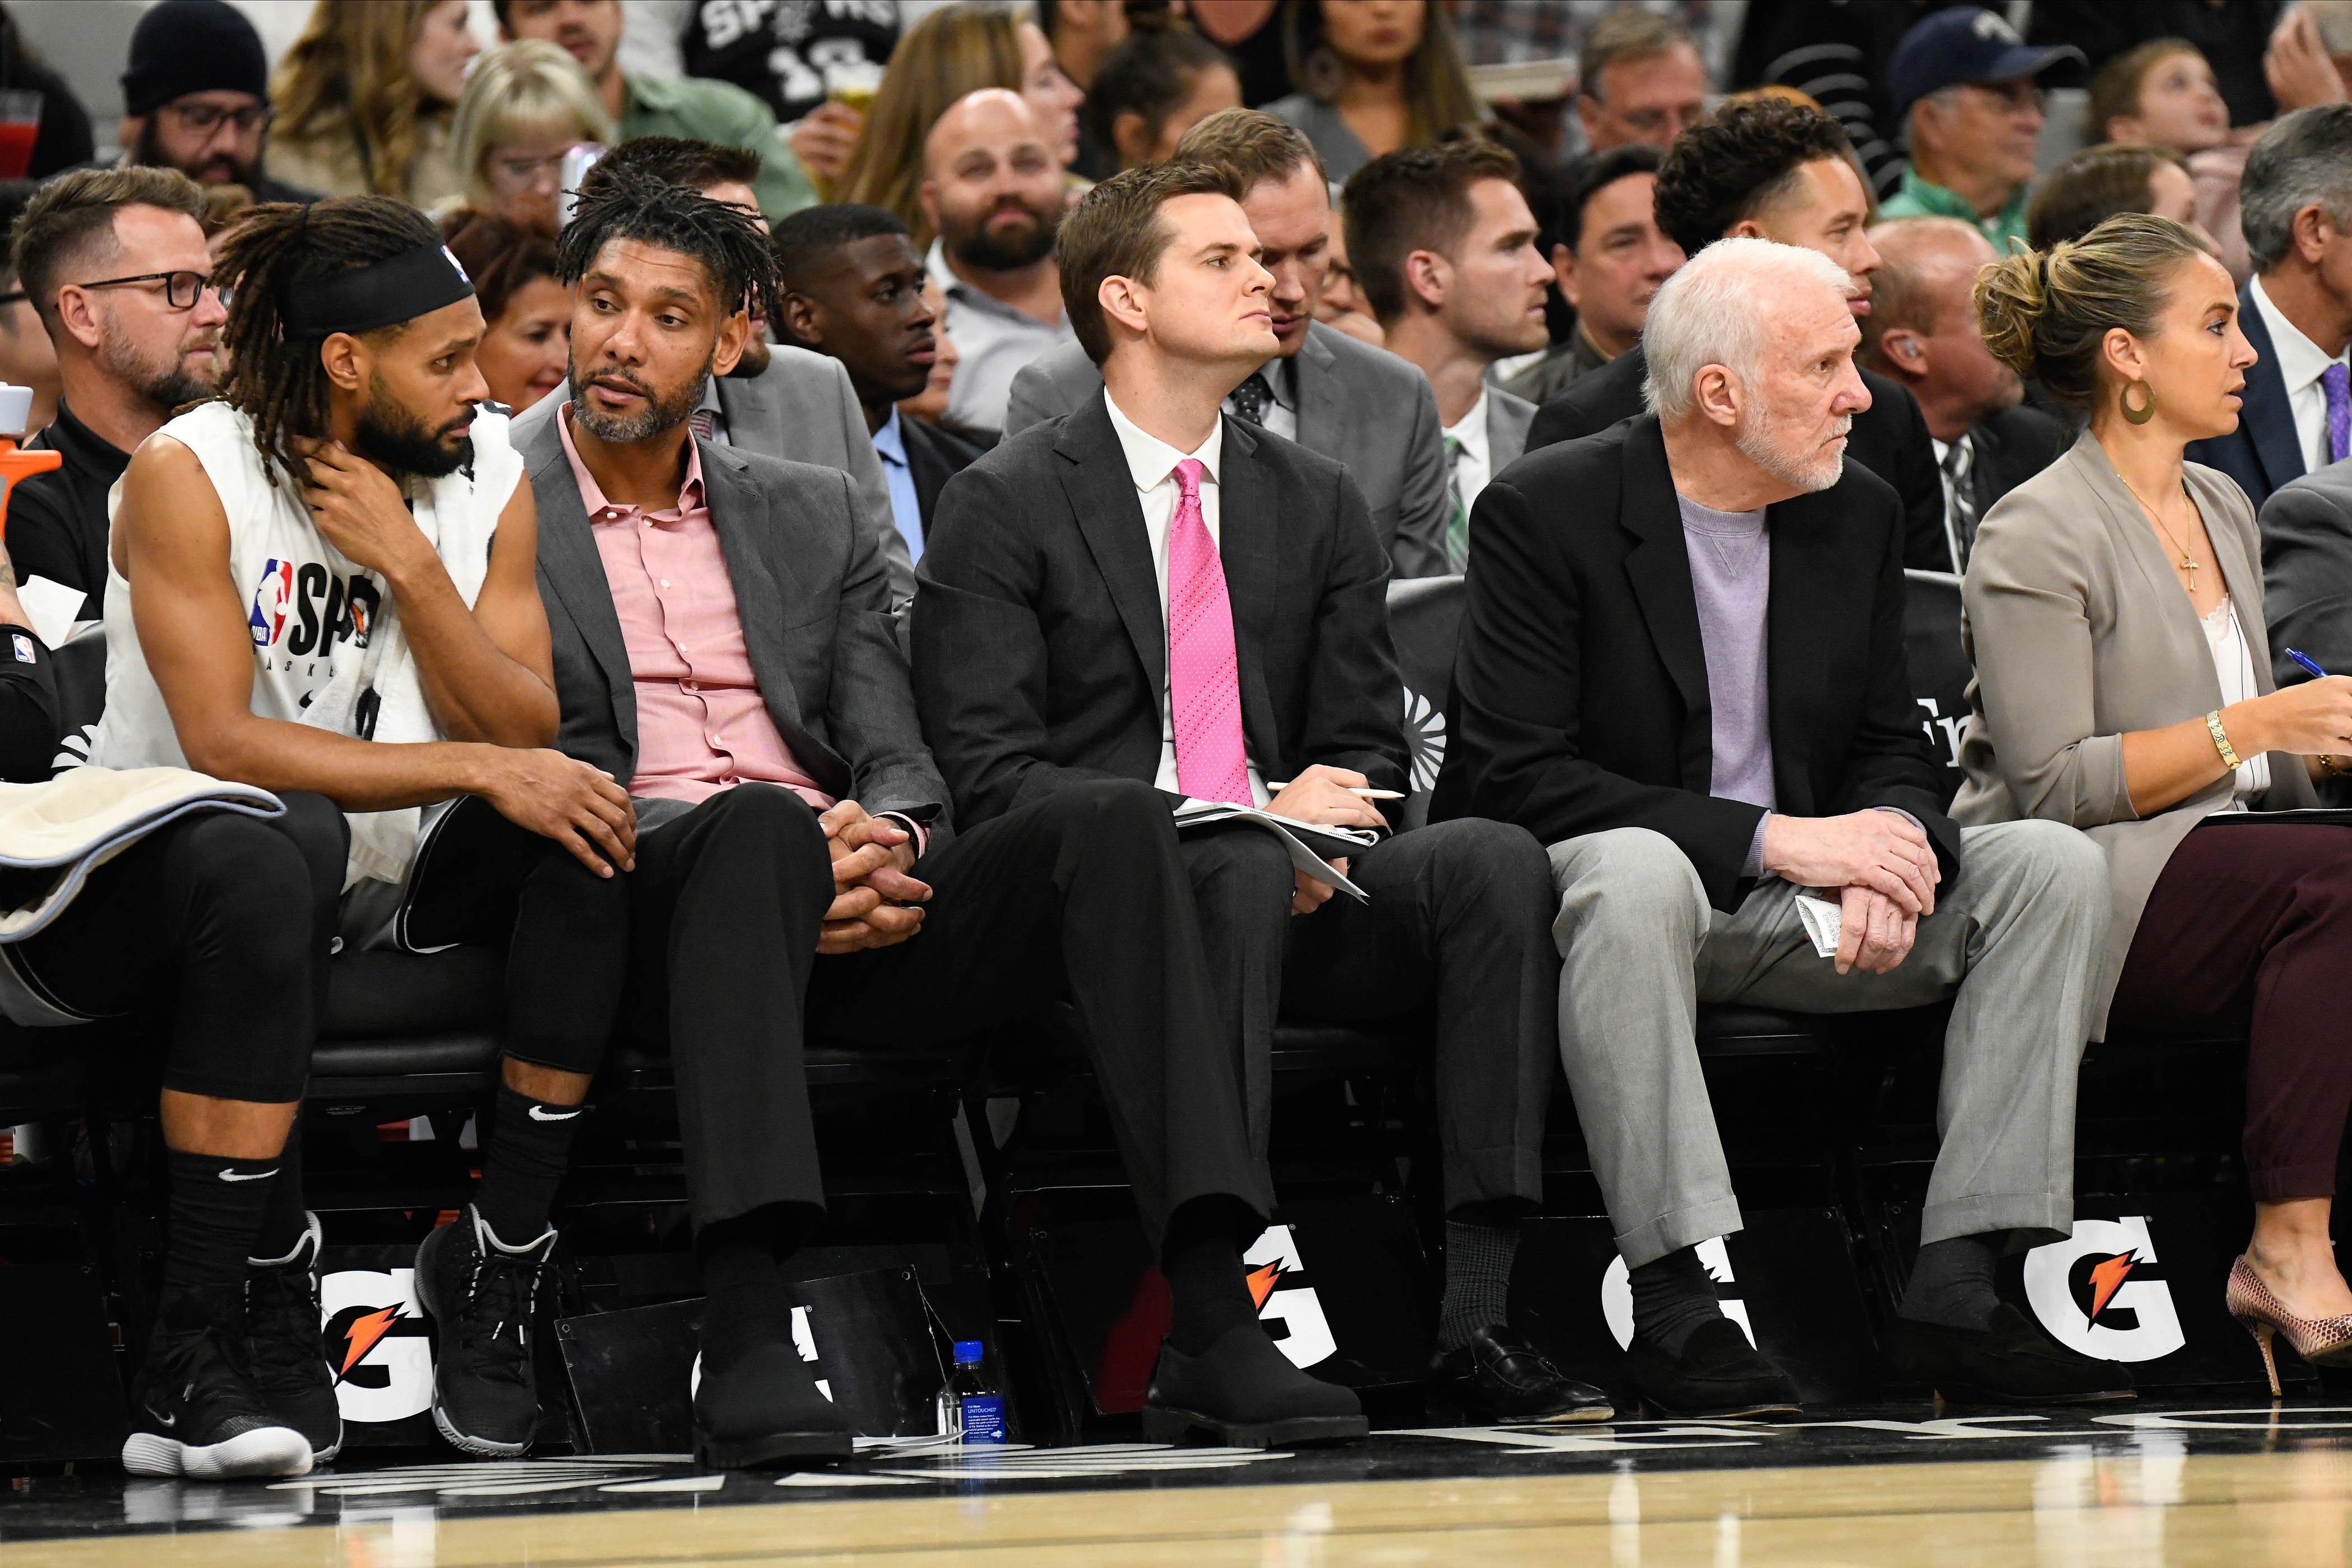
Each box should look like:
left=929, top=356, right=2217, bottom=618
left=1170, top=801, right=1378, bottom=901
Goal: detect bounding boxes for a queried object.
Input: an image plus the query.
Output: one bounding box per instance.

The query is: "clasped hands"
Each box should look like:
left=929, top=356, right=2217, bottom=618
left=1266, top=764, right=1387, bottom=917
left=1759, top=809, right=1940, bottom=976
left=821, top=800, right=930, bottom=954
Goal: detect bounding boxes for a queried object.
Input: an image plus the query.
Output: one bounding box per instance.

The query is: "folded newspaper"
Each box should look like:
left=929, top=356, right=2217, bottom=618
left=1793, top=891, right=1843, bottom=959
left=1172, top=801, right=1376, bottom=901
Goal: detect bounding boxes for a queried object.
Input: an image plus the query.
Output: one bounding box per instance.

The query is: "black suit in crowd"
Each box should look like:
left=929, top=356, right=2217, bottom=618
left=900, top=412, right=982, bottom=540
left=1526, top=343, right=1954, bottom=575
left=1965, top=405, right=2070, bottom=515
left=418, top=400, right=1273, bottom=1246
left=914, top=391, right=1559, bottom=1204
left=2186, top=279, right=2304, bottom=515
left=1433, top=413, right=1959, bottom=910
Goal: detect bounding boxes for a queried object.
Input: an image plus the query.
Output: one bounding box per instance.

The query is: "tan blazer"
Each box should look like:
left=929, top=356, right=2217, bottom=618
left=1952, top=429, right=2316, bottom=1033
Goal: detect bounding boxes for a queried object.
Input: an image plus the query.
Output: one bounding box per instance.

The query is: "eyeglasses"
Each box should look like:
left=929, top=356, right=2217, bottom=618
left=486, top=149, right=572, bottom=194
left=0, top=289, right=24, bottom=307
left=163, top=99, right=273, bottom=136
left=76, top=270, right=214, bottom=310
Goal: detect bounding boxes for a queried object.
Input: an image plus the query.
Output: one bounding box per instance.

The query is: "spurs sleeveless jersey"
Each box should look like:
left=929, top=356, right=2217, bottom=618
left=89, top=401, right=522, bottom=885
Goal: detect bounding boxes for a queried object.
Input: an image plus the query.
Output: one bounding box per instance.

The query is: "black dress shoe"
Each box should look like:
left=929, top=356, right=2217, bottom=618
left=1430, top=1325, right=1614, bottom=1423
left=1882, top=1304, right=2135, bottom=1406
left=1624, top=1318, right=1802, bottom=1418
left=1144, top=1323, right=1370, bottom=1448
left=692, top=1340, right=854, bottom=1470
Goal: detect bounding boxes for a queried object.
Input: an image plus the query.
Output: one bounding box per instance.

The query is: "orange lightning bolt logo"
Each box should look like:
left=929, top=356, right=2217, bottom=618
left=2086, top=1251, right=2139, bottom=1324
left=337, top=1306, right=402, bottom=1379
left=1244, top=1262, right=1286, bottom=1312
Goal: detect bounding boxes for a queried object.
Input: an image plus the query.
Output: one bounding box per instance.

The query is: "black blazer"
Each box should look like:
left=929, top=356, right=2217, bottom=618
left=902, top=414, right=982, bottom=538
left=1527, top=342, right=1953, bottom=574
left=912, top=390, right=1406, bottom=827
left=2185, top=279, right=2304, bottom=514
left=513, top=398, right=953, bottom=840
left=1968, top=403, right=2070, bottom=517
left=1431, top=415, right=1959, bottom=910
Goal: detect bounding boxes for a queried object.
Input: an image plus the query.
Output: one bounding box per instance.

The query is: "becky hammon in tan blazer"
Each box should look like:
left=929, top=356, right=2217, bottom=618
left=1953, top=212, right=2352, bottom=1393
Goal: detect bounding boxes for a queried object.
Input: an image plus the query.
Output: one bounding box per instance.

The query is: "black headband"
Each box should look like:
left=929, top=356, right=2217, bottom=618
left=282, top=243, right=475, bottom=339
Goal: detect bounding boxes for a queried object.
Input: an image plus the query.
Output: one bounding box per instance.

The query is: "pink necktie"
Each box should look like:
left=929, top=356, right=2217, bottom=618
left=1166, top=458, right=1251, bottom=804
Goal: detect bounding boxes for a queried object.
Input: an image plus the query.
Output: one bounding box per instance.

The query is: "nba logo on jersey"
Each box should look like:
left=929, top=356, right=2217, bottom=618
left=249, top=558, right=295, bottom=647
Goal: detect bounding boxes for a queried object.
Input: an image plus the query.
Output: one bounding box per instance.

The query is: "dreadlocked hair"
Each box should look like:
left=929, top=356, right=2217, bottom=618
left=556, top=167, right=782, bottom=332
left=213, top=195, right=448, bottom=489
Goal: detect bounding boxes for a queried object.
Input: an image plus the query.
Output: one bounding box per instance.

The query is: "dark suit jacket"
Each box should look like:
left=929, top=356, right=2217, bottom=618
left=1526, top=343, right=1954, bottom=573
left=1431, top=415, right=1959, bottom=910
left=902, top=414, right=982, bottom=538
left=2186, top=279, right=2304, bottom=514
left=1967, top=404, right=2070, bottom=515
left=912, top=390, right=1407, bottom=827
left=511, top=396, right=952, bottom=840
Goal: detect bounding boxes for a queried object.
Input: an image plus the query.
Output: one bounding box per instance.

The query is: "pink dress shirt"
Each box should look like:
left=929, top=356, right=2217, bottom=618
left=560, top=405, right=834, bottom=811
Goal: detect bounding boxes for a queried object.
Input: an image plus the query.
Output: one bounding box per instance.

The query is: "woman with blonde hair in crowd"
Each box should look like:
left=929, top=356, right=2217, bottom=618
left=445, top=40, right=613, bottom=228
left=834, top=2, right=1082, bottom=243
left=1265, top=0, right=1481, bottom=182
left=1958, top=213, right=2352, bottom=1395
left=266, top=0, right=480, bottom=207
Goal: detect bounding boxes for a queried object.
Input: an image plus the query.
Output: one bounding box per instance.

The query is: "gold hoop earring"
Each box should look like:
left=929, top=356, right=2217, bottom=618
left=2120, top=379, right=2157, bottom=424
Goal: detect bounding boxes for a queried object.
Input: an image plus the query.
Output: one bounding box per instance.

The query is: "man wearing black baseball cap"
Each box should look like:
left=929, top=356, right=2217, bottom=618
left=114, top=0, right=317, bottom=205
left=1879, top=6, right=2084, bottom=251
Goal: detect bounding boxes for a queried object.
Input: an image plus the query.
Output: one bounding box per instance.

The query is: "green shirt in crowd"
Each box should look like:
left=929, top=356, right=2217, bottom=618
left=620, top=72, right=818, bottom=222
left=1875, top=164, right=2031, bottom=254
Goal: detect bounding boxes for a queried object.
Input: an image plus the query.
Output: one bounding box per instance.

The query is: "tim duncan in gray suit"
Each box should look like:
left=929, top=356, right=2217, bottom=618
left=1001, top=108, right=1453, bottom=579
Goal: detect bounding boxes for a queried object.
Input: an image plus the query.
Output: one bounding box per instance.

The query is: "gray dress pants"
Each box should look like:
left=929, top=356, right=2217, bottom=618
left=1548, top=820, right=2109, bottom=1267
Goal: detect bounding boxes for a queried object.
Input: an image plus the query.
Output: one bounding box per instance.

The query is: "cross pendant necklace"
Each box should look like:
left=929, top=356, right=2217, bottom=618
left=2123, top=473, right=2200, bottom=590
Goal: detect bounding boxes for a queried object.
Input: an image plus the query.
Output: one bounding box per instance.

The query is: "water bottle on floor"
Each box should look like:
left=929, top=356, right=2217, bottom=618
left=935, top=1340, right=1005, bottom=1444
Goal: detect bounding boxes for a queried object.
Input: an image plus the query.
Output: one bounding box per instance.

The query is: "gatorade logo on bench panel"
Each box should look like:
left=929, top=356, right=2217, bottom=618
left=1599, top=1237, right=1754, bottom=1350
left=321, top=1267, right=433, bottom=1424
left=1243, top=1226, right=1338, bottom=1370
left=2021, top=1216, right=2186, bottom=1363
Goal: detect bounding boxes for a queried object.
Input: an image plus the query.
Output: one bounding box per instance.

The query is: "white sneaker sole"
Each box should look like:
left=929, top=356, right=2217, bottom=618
left=122, top=1425, right=314, bottom=1479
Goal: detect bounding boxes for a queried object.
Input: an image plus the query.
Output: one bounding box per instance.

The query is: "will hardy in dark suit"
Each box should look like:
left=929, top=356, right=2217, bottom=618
left=916, top=162, right=1613, bottom=1426
left=482, top=170, right=1363, bottom=1463
left=1438, top=237, right=2119, bottom=1415
left=1860, top=216, right=2070, bottom=571
left=1526, top=97, right=1953, bottom=573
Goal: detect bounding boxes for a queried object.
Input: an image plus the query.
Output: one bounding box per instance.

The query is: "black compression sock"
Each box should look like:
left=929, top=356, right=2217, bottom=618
left=249, top=1130, right=307, bottom=1261
left=1900, top=1233, right=2003, bottom=1330
left=1161, top=1205, right=1260, bottom=1357
left=473, top=1085, right=586, bottom=1243
left=162, top=1149, right=279, bottom=1313
left=1437, top=1216, right=1521, bottom=1352
left=1629, top=1245, right=1727, bottom=1359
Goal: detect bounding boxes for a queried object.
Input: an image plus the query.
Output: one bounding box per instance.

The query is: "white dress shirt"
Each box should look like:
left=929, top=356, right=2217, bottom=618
left=2250, top=274, right=2351, bottom=472
left=1224, top=352, right=1298, bottom=439
left=927, top=239, right=1077, bottom=432
left=1103, top=390, right=1270, bottom=807
left=1446, top=390, right=1493, bottom=514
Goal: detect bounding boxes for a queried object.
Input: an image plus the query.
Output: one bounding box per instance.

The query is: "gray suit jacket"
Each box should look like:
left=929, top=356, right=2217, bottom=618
left=1952, top=430, right=2313, bottom=1031
left=1002, top=320, right=1452, bottom=579
left=2261, top=459, right=2352, bottom=692
left=717, top=346, right=915, bottom=604
left=511, top=395, right=952, bottom=842
left=1487, top=385, right=1535, bottom=477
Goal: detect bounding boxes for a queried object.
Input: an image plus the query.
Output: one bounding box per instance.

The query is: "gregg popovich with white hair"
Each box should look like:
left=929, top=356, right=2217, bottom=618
left=1430, top=236, right=2124, bottom=1414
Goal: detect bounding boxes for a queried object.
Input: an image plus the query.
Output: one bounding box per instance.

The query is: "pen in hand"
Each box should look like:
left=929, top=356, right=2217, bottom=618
left=2288, top=648, right=2331, bottom=680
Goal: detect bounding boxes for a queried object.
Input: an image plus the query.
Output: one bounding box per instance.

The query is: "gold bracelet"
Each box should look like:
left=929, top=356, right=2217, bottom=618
left=2322, top=754, right=2345, bottom=778
left=2207, top=710, right=2242, bottom=771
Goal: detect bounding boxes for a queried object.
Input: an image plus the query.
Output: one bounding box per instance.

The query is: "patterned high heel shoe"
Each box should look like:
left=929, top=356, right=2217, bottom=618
left=2226, top=1256, right=2352, bottom=1397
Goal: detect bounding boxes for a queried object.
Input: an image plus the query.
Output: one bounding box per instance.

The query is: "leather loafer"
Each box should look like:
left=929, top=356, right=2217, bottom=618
left=1881, top=1304, right=2135, bottom=1407
left=1624, top=1318, right=1801, bottom=1418
left=1430, top=1325, right=1613, bottom=1423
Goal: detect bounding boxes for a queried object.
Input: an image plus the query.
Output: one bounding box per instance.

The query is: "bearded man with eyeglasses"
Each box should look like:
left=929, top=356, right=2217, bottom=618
left=113, top=0, right=319, bottom=205
left=6, top=165, right=228, bottom=618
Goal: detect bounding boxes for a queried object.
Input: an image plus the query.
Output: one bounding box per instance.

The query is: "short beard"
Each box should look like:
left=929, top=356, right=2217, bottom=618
left=134, top=119, right=255, bottom=187
left=567, top=359, right=710, bottom=443
left=942, top=202, right=1060, bottom=273
left=97, top=315, right=216, bottom=416
left=1736, top=409, right=1849, bottom=494
left=351, top=377, right=473, bottom=479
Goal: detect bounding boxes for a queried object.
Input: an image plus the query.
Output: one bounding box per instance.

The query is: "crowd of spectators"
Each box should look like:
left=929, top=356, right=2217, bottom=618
left=26, top=0, right=2352, bottom=1485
